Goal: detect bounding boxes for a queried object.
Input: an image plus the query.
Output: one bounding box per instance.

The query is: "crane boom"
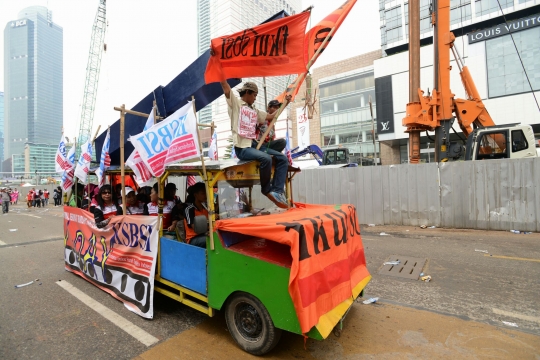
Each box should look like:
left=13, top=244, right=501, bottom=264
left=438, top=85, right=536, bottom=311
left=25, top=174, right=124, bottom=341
left=77, top=0, right=106, bottom=147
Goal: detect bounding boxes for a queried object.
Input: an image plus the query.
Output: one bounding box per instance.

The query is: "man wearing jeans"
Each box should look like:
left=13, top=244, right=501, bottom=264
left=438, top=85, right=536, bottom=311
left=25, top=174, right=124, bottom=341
left=1, top=189, right=10, bottom=214
left=220, top=81, right=291, bottom=209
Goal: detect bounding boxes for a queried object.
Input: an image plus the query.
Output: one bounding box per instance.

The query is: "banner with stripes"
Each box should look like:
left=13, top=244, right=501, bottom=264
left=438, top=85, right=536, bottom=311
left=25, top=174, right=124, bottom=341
left=63, top=207, right=159, bottom=319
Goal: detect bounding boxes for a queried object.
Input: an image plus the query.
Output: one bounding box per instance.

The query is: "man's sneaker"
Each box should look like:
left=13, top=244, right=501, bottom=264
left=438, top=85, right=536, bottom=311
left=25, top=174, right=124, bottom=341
left=267, top=191, right=288, bottom=209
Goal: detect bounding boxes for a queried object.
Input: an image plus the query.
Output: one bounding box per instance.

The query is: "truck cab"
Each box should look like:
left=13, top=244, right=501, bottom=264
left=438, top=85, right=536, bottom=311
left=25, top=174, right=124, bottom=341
left=465, top=124, right=538, bottom=161
left=322, top=147, right=352, bottom=165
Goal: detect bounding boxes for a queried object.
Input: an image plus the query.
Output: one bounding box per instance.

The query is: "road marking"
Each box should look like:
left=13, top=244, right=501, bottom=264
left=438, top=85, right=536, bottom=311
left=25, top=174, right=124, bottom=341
left=0, top=240, right=6, bottom=246
left=56, top=280, right=159, bottom=346
left=484, top=254, right=540, bottom=263
left=492, top=308, right=540, bottom=325
left=15, top=213, right=42, bottom=219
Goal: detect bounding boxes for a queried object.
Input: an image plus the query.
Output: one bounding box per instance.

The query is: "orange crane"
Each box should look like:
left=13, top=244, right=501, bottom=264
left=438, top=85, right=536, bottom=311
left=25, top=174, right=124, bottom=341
left=403, top=0, right=537, bottom=162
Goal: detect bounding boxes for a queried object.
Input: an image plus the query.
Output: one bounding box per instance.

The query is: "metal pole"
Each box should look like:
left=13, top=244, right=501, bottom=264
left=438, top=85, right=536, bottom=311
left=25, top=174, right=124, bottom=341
left=408, top=0, right=421, bottom=164
left=369, top=96, right=377, bottom=165
left=263, top=77, right=268, bottom=109
left=120, top=104, right=126, bottom=215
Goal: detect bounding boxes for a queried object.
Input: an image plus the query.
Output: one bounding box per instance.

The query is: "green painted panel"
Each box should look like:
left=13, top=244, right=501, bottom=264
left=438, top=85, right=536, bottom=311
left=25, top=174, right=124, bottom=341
left=208, top=232, right=303, bottom=335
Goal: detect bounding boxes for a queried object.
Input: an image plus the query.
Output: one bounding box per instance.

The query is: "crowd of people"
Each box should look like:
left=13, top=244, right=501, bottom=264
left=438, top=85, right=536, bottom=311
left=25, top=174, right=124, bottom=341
left=68, top=181, right=209, bottom=248
left=0, top=187, right=62, bottom=214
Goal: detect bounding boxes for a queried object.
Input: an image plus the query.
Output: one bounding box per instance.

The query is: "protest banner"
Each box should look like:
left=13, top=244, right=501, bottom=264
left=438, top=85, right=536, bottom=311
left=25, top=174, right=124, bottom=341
left=126, top=107, right=155, bottom=186
left=55, top=135, right=68, bottom=173
left=63, top=207, right=159, bottom=318
left=215, top=203, right=370, bottom=334
left=129, top=102, right=200, bottom=177
left=205, top=11, right=310, bottom=84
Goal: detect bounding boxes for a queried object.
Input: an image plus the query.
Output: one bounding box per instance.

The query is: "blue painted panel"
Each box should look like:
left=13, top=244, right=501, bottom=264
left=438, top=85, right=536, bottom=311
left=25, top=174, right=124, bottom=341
left=160, top=237, right=207, bottom=295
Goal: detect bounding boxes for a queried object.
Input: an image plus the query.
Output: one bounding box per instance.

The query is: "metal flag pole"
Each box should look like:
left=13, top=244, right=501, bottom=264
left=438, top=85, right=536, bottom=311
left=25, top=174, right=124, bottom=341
left=256, top=23, right=339, bottom=150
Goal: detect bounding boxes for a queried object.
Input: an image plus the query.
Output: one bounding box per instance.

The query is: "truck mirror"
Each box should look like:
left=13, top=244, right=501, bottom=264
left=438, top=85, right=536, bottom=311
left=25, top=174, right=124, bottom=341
left=193, top=215, right=208, bottom=235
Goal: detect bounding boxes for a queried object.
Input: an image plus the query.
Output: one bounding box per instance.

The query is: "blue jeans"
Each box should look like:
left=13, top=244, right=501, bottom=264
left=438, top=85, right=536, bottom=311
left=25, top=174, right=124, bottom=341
left=2, top=201, right=8, bottom=213
left=235, top=144, right=288, bottom=195
left=190, top=234, right=207, bottom=248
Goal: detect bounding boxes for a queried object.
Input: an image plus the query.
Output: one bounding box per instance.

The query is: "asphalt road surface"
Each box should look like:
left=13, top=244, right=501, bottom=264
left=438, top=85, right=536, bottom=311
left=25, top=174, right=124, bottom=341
left=1, top=203, right=539, bottom=359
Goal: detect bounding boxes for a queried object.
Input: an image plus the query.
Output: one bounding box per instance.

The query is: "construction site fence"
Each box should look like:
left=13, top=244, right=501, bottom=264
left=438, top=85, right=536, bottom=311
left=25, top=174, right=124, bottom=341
left=292, top=157, right=540, bottom=232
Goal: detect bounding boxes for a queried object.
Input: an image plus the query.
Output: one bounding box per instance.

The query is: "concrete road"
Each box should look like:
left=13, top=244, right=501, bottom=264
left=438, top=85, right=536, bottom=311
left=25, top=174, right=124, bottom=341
left=1, top=205, right=539, bottom=359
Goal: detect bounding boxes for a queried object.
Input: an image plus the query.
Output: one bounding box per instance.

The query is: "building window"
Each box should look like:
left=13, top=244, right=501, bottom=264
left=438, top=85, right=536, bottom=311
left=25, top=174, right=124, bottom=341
left=486, top=27, right=540, bottom=98
left=385, top=6, right=403, bottom=43
left=475, top=0, right=512, bottom=17
left=511, top=130, right=528, bottom=152
left=450, top=1, right=472, bottom=25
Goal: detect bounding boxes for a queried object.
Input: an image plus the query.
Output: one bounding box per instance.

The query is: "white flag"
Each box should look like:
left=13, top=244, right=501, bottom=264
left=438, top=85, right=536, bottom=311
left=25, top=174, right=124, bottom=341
left=60, top=145, right=76, bottom=191
left=74, top=140, right=93, bottom=184
left=208, top=130, right=218, bottom=160
left=95, top=128, right=111, bottom=187
left=129, top=101, right=200, bottom=177
left=55, top=135, right=68, bottom=173
left=126, top=107, right=155, bottom=186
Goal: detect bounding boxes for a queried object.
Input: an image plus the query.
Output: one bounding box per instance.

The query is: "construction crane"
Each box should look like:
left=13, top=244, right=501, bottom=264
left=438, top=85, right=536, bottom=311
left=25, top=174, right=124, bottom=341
left=77, top=0, right=106, bottom=147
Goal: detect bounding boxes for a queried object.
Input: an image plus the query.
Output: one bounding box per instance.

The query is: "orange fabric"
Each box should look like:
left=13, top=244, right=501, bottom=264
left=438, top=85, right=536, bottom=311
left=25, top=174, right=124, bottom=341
left=304, top=0, right=357, bottom=64
left=276, top=1, right=357, bottom=103
left=214, top=203, right=369, bottom=333
left=185, top=207, right=209, bottom=243
left=205, top=12, right=310, bottom=84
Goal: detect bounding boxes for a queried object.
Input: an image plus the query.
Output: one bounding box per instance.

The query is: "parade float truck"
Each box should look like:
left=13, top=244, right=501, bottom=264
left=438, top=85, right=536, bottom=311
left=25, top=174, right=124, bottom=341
left=63, top=160, right=371, bottom=355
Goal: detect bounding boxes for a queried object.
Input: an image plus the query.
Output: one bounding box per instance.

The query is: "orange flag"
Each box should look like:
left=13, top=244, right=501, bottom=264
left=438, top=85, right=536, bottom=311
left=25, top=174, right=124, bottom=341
left=205, top=11, right=310, bottom=84
left=276, top=0, right=358, bottom=102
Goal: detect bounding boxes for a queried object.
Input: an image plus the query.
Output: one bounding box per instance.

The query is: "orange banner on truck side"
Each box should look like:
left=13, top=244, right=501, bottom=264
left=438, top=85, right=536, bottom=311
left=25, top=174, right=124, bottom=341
left=63, top=207, right=159, bottom=319
left=215, top=203, right=370, bottom=334
left=205, top=12, right=310, bottom=84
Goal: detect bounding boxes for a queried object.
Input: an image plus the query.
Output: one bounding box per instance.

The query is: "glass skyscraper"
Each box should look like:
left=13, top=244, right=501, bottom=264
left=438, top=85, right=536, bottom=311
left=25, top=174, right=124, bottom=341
left=196, top=0, right=301, bottom=153
left=3, top=6, right=63, bottom=170
left=0, top=91, right=4, bottom=166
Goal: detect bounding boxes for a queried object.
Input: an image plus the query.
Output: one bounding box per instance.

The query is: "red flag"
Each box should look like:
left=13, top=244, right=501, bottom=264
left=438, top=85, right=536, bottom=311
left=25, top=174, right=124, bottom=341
left=186, top=175, right=196, bottom=188
left=276, top=1, right=358, bottom=102
left=205, top=12, right=311, bottom=84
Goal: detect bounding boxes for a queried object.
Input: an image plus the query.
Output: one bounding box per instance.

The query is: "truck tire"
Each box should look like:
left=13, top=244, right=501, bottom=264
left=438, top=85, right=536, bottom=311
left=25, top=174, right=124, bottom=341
left=225, top=292, right=282, bottom=356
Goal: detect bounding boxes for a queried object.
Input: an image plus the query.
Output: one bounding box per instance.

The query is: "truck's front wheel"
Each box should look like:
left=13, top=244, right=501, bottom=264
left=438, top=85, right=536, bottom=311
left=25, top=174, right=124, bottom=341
left=225, top=292, right=281, bottom=356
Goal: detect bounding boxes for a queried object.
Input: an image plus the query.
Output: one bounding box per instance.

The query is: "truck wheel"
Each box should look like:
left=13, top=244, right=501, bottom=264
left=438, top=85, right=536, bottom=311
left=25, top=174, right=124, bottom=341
left=225, top=292, right=282, bottom=356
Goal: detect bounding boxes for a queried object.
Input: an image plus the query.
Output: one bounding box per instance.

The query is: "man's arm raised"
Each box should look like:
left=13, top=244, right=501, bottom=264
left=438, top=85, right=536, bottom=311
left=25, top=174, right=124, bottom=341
left=220, top=81, right=231, bottom=99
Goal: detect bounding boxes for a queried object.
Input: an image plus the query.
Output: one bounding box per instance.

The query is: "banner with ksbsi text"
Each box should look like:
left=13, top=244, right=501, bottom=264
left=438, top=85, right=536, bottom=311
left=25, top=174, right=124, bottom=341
left=63, top=207, right=159, bottom=318
left=129, top=101, right=200, bottom=177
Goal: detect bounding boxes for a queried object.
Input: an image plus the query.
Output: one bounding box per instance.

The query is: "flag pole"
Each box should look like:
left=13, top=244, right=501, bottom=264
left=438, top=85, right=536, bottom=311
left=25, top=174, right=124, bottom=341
left=256, top=24, right=340, bottom=150
left=65, top=136, right=77, bottom=205
left=119, top=104, right=126, bottom=215
left=191, top=96, right=214, bottom=251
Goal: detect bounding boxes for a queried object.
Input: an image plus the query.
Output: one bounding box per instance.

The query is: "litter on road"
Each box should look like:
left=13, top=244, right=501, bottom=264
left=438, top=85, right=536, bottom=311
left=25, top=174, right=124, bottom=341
left=502, top=321, right=519, bottom=327
left=368, top=224, right=375, bottom=227
left=383, top=261, right=400, bottom=266
left=15, top=279, right=39, bottom=288
left=475, top=249, right=489, bottom=253
left=362, top=297, right=379, bottom=304
left=9, top=229, right=17, bottom=232
left=420, top=275, right=432, bottom=282
left=510, top=230, right=532, bottom=234
left=380, top=232, right=389, bottom=236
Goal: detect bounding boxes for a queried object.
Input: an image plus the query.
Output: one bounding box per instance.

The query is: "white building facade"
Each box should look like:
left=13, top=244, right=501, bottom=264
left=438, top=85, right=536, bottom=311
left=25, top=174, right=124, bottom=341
left=376, top=0, right=540, bottom=164
left=196, top=0, right=302, bottom=155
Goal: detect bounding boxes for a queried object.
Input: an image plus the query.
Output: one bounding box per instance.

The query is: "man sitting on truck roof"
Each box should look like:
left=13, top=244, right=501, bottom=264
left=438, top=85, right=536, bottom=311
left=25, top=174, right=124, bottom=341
left=219, top=80, right=291, bottom=209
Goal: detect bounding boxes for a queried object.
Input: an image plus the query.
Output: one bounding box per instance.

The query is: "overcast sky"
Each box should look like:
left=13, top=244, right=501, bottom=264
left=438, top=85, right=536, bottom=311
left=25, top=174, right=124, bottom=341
left=0, top=0, right=380, bottom=141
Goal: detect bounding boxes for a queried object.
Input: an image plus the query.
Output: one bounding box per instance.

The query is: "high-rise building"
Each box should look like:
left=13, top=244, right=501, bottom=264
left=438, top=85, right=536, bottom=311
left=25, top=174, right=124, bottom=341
left=3, top=6, right=63, bottom=170
left=196, top=0, right=302, bottom=154
left=0, top=91, right=4, bottom=166
left=375, top=0, right=540, bottom=164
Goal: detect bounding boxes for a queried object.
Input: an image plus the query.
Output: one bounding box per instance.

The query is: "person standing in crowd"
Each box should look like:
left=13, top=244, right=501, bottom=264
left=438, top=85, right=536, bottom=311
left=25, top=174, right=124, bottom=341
left=34, top=189, right=41, bottom=208
left=254, top=99, right=287, bottom=153
left=40, top=190, right=45, bottom=207
left=94, top=185, right=123, bottom=228
left=43, top=189, right=49, bottom=206
left=68, top=184, right=84, bottom=208
left=53, top=186, right=62, bottom=206
left=122, top=187, right=148, bottom=215
left=184, top=182, right=209, bottom=248
left=218, top=80, right=291, bottom=209
left=1, top=189, right=10, bottom=214
left=27, top=189, right=34, bottom=208
left=10, top=189, right=19, bottom=205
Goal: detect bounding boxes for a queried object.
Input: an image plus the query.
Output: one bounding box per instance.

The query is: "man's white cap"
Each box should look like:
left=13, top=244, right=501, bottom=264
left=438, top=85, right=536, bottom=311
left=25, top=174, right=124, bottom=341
left=125, top=186, right=137, bottom=195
